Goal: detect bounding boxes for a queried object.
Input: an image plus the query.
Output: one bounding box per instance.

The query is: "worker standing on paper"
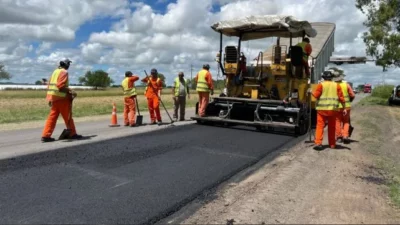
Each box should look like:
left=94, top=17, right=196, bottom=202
left=41, top=59, right=82, bottom=142
left=296, top=37, right=312, bottom=77
left=195, top=64, right=214, bottom=117
left=121, top=71, right=140, bottom=127
left=142, top=68, right=163, bottom=125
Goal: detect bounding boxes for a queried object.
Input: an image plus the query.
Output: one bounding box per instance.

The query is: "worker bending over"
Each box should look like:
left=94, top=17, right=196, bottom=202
left=195, top=64, right=214, bottom=117
left=142, top=68, right=163, bottom=125
left=296, top=37, right=312, bottom=77
left=121, top=71, right=139, bottom=127
left=310, top=70, right=346, bottom=150
left=172, top=72, right=190, bottom=121
left=334, top=73, right=355, bottom=144
left=41, top=59, right=82, bottom=142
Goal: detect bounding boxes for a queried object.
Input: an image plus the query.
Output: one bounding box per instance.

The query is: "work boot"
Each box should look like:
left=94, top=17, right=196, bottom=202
left=41, top=137, right=55, bottom=142
left=343, top=137, right=350, bottom=144
left=337, top=137, right=343, bottom=143
left=179, top=118, right=185, bottom=121
left=69, top=134, right=83, bottom=140
left=150, top=121, right=156, bottom=125
left=313, top=145, right=323, bottom=151
left=130, top=124, right=136, bottom=127
left=124, top=123, right=129, bottom=127
left=157, top=120, right=163, bottom=125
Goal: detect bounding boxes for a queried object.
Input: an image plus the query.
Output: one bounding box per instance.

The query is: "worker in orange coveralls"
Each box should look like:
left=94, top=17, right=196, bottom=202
left=194, top=64, right=214, bottom=117
left=41, top=59, right=82, bottom=142
left=121, top=71, right=139, bottom=127
left=334, top=73, right=355, bottom=144
left=296, top=37, right=312, bottom=77
left=141, top=68, right=163, bottom=125
left=309, top=70, right=347, bottom=150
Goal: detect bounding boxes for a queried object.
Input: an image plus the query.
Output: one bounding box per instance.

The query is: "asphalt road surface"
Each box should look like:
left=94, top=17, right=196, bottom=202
left=0, top=107, right=302, bottom=224
left=0, top=94, right=367, bottom=224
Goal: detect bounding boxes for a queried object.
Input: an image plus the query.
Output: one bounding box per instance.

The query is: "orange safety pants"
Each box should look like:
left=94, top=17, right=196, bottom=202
left=147, top=97, right=161, bottom=122
left=124, top=96, right=136, bottom=125
left=336, top=108, right=351, bottom=138
left=315, top=110, right=337, bottom=147
left=42, top=98, right=77, bottom=138
left=198, top=92, right=210, bottom=117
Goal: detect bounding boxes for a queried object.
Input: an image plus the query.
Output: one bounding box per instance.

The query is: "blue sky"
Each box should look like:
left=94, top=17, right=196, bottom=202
left=0, top=0, right=399, bottom=87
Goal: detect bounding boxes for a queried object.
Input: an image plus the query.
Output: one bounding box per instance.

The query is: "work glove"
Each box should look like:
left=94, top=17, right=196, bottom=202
left=210, top=89, right=214, bottom=96
left=343, top=109, right=347, bottom=116
left=48, top=101, right=52, bottom=107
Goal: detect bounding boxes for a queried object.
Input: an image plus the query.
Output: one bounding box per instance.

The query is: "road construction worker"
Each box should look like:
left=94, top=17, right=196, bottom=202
left=141, top=68, right=163, bottom=125
left=41, top=59, right=82, bottom=142
left=195, top=64, right=214, bottom=117
left=334, top=73, right=355, bottom=144
left=309, top=70, right=347, bottom=150
left=296, top=37, right=312, bottom=77
left=121, top=71, right=140, bottom=127
left=172, top=72, right=190, bottom=121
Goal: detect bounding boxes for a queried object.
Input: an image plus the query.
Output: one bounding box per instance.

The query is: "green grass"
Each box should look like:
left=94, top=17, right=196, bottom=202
left=358, top=84, right=394, bottom=106
left=355, top=106, right=400, bottom=207
left=0, top=87, right=203, bottom=99
left=0, top=88, right=222, bottom=124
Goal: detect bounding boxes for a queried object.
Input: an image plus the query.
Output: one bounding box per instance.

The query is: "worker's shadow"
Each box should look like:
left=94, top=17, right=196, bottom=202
left=60, top=135, right=97, bottom=142
left=309, top=145, right=351, bottom=151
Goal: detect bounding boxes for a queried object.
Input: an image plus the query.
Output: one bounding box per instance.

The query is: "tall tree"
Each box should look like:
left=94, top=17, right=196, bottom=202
left=78, top=70, right=114, bottom=89
left=0, top=63, right=11, bottom=80
left=356, top=0, right=400, bottom=71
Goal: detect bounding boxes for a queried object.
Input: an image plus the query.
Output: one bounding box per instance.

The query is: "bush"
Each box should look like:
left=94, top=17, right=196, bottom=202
left=371, top=84, right=394, bottom=99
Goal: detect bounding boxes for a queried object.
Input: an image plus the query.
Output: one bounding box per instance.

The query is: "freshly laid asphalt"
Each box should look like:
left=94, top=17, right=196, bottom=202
left=0, top=119, right=299, bottom=224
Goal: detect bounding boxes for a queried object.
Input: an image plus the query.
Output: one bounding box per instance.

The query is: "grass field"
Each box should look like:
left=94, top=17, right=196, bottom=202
left=0, top=87, right=219, bottom=124
left=359, top=84, right=393, bottom=106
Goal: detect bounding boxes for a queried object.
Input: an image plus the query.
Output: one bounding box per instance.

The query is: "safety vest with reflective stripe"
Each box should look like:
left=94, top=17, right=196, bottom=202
left=144, top=77, right=161, bottom=95
left=196, top=69, right=210, bottom=92
left=296, top=42, right=309, bottom=61
left=121, top=77, right=137, bottom=97
left=338, top=81, right=351, bottom=109
left=316, top=81, right=338, bottom=110
left=174, top=77, right=188, bottom=96
left=47, top=68, right=68, bottom=98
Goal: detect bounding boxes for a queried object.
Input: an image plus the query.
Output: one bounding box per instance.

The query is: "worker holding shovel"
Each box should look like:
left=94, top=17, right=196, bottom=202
left=41, top=59, right=82, bottom=142
left=141, top=68, right=163, bottom=125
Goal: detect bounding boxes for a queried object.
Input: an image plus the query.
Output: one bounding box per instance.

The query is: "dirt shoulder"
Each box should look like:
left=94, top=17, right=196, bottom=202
left=161, top=101, right=400, bottom=224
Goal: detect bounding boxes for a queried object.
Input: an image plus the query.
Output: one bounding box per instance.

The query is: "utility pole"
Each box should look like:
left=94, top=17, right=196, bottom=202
left=190, top=64, right=193, bottom=90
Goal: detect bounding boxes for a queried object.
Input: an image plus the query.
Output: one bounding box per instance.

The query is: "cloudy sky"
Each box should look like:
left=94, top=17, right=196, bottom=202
left=0, top=0, right=398, bottom=87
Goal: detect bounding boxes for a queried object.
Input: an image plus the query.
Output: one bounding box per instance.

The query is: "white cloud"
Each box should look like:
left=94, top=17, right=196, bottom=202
left=0, top=0, right=397, bottom=88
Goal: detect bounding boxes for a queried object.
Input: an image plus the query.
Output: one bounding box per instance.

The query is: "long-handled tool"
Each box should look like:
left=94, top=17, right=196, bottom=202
left=135, top=96, right=143, bottom=126
left=144, top=70, right=174, bottom=124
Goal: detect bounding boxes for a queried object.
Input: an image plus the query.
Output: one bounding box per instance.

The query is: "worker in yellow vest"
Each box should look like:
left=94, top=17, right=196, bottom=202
left=195, top=64, right=214, bottom=117
left=41, top=59, right=82, bottom=142
left=296, top=37, right=312, bottom=77
left=334, top=74, right=355, bottom=144
left=309, top=70, right=347, bottom=150
left=172, top=72, right=190, bottom=121
left=121, top=71, right=140, bottom=127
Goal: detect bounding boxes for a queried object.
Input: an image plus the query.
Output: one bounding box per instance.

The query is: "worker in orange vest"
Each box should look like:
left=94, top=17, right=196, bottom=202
left=141, top=68, right=163, bottom=125
left=296, top=37, right=312, bottom=77
left=334, top=73, right=355, bottom=144
left=309, top=70, right=347, bottom=150
left=41, top=59, right=82, bottom=142
left=121, top=71, right=140, bottom=127
left=195, top=64, right=214, bottom=117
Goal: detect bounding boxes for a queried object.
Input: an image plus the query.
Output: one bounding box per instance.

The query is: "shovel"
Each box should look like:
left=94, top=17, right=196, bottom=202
left=135, top=96, right=143, bottom=126
left=349, top=117, right=354, bottom=137
left=59, top=99, right=73, bottom=140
